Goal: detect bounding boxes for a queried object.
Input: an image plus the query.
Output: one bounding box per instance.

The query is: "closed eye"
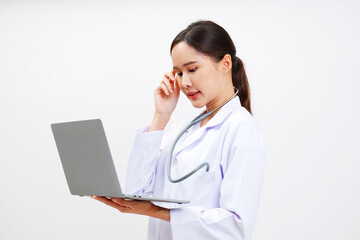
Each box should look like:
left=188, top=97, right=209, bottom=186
left=189, top=67, right=197, bottom=73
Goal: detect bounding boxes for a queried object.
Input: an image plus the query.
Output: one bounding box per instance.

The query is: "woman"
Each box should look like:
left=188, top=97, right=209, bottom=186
left=93, top=20, right=265, bottom=240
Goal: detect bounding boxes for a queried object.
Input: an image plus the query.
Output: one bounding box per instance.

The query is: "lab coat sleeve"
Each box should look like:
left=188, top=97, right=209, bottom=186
left=125, top=126, right=164, bottom=195
left=169, top=120, right=266, bottom=240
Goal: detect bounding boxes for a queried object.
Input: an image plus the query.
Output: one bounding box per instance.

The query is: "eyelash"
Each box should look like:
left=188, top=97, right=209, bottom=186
left=177, top=67, right=197, bottom=77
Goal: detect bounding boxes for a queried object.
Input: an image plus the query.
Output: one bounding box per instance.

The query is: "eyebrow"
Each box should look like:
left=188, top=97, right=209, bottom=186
left=173, top=61, right=198, bottom=70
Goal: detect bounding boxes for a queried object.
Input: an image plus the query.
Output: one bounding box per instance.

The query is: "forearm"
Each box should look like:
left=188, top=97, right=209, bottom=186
left=149, top=113, right=171, bottom=131
left=148, top=205, right=170, bottom=222
left=125, top=126, right=164, bottom=194
left=92, top=197, right=171, bottom=222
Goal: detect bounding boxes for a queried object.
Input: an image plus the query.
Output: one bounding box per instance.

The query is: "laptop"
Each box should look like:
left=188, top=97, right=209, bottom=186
left=51, top=119, right=189, bottom=204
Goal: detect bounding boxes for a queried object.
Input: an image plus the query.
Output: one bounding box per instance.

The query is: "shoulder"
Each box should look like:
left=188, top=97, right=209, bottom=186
left=227, top=105, right=255, bottom=125
left=224, top=105, right=259, bottom=132
left=219, top=105, right=266, bottom=173
left=223, top=106, right=264, bottom=148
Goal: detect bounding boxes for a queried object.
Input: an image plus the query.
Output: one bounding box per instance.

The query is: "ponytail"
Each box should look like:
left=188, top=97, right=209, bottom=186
left=232, top=56, right=252, bottom=115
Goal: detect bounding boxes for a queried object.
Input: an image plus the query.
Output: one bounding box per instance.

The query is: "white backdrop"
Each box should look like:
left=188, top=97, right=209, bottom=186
left=1, top=1, right=359, bottom=239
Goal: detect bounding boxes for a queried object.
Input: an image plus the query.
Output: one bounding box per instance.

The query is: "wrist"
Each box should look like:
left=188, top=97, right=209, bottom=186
left=150, top=205, right=170, bottom=222
left=149, top=113, right=171, bottom=131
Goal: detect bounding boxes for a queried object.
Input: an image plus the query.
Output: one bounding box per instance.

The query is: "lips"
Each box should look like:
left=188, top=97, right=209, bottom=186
left=187, top=91, right=200, bottom=99
left=187, top=91, right=200, bottom=96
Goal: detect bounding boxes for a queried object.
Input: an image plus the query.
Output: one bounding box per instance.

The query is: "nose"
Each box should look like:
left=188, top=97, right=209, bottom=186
left=181, top=74, right=192, bottom=88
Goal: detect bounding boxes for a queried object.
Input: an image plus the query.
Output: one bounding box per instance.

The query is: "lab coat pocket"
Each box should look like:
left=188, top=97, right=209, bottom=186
left=181, top=160, right=215, bottom=182
left=177, top=161, right=215, bottom=199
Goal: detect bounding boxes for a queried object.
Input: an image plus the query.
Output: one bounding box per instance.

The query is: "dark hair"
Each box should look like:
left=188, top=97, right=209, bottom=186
left=170, top=20, right=252, bottom=114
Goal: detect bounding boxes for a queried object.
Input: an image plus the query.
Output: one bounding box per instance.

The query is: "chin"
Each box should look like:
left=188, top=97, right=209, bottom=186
left=190, top=101, right=206, bottom=109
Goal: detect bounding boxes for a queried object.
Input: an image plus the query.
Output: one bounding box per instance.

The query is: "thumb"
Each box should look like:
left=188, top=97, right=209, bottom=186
left=172, top=70, right=179, bottom=90
left=174, top=77, right=180, bottom=92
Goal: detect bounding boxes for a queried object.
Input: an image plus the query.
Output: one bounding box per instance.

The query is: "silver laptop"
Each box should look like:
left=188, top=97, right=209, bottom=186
left=51, top=119, right=189, bottom=204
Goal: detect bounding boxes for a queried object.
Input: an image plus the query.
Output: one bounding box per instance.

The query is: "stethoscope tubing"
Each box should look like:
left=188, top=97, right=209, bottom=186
left=167, top=88, right=239, bottom=183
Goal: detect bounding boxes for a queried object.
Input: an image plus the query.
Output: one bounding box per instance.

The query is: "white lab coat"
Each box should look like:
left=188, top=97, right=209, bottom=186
left=126, top=96, right=265, bottom=240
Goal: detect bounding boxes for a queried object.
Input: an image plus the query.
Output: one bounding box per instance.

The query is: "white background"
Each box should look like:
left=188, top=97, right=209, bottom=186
left=1, top=1, right=359, bottom=239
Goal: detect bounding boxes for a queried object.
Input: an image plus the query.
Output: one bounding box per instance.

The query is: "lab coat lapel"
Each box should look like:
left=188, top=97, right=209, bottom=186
left=174, top=96, right=241, bottom=157
left=173, top=124, right=206, bottom=157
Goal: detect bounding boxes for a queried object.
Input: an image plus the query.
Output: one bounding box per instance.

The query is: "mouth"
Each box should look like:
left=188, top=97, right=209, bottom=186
left=187, top=91, right=200, bottom=99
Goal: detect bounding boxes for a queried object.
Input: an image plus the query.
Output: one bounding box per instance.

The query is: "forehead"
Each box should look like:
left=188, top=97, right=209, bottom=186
left=171, top=42, right=208, bottom=68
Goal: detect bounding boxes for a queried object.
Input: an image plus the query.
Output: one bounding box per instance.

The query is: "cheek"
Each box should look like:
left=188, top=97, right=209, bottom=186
left=197, top=71, right=215, bottom=91
left=196, top=66, right=216, bottom=87
left=196, top=71, right=206, bottom=83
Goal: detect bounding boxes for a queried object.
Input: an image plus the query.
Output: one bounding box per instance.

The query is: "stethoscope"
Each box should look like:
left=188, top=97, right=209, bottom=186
left=167, top=88, right=239, bottom=183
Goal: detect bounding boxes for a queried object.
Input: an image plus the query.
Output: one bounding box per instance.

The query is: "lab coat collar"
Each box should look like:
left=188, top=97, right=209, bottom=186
left=174, top=96, right=242, bottom=156
left=203, top=95, right=241, bottom=129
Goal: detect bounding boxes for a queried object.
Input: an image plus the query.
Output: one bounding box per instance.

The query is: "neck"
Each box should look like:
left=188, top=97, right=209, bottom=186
left=206, top=87, right=236, bottom=113
left=201, top=87, right=236, bottom=127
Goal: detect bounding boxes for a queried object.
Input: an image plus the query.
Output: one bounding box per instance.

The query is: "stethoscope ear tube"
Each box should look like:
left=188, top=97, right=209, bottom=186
left=167, top=88, right=239, bottom=183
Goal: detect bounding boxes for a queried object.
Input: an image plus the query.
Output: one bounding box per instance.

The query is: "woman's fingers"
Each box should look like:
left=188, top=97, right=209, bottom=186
left=160, top=82, right=170, bottom=95
left=92, top=196, right=166, bottom=219
left=161, top=71, right=177, bottom=95
left=152, top=70, right=180, bottom=118
left=156, top=71, right=179, bottom=96
left=162, top=79, right=173, bottom=94
left=163, top=79, right=173, bottom=94
left=111, top=198, right=134, bottom=208
left=174, top=74, right=180, bottom=90
left=164, top=71, right=176, bottom=82
left=92, top=196, right=131, bottom=212
left=171, top=70, right=180, bottom=92
left=92, top=196, right=117, bottom=208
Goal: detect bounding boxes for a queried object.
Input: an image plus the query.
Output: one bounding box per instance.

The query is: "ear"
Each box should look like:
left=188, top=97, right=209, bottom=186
left=220, top=54, right=232, bottom=74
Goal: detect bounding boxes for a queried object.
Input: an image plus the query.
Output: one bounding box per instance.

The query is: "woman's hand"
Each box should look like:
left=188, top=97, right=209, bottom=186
left=154, top=70, right=180, bottom=115
left=91, top=196, right=170, bottom=222
left=150, top=70, right=180, bottom=131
